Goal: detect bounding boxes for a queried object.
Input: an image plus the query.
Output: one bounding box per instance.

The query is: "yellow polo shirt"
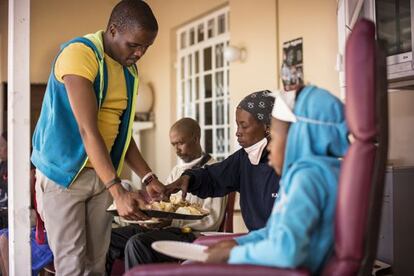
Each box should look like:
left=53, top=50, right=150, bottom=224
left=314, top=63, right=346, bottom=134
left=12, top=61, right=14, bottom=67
left=55, top=42, right=128, bottom=167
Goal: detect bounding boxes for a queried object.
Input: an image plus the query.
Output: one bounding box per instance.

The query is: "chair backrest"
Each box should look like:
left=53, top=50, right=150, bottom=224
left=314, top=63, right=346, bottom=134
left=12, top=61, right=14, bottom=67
left=322, top=19, right=388, bottom=276
left=218, top=192, right=236, bottom=232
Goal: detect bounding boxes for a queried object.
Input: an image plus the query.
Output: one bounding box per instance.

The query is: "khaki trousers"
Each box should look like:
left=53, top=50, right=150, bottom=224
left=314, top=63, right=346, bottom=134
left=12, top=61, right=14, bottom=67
left=35, top=168, right=113, bottom=276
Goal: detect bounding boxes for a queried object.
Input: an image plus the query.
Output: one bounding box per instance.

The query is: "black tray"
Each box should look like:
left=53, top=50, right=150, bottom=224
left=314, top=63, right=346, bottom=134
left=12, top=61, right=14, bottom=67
left=107, top=208, right=209, bottom=220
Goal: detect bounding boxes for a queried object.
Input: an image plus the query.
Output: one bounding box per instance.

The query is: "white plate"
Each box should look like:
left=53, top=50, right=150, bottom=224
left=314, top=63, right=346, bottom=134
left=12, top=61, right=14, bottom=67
left=200, top=231, right=234, bottom=236
left=120, top=218, right=161, bottom=225
left=151, top=241, right=208, bottom=262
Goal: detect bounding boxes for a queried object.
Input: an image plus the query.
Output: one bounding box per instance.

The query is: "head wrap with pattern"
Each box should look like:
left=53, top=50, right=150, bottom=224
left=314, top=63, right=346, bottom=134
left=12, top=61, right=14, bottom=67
left=237, top=90, right=274, bottom=126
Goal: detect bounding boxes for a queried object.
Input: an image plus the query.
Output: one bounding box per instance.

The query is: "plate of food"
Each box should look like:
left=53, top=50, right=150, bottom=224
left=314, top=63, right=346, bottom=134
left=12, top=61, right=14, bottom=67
left=107, top=195, right=209, bottom=220
left=151, top=241, right=208, bottom=262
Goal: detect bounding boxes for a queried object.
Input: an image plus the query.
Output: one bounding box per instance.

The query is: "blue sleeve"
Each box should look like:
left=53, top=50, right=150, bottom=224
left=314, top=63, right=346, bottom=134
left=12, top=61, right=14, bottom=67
left=228, top=170, right=325, bottom=268
left=235, top=227, right=268, bottom=245
left=185, top=151, right=242, bottom=198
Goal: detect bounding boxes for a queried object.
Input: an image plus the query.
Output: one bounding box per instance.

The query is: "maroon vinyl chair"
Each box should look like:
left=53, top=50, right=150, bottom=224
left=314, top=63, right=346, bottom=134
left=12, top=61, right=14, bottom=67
left=322, top=19, right=388, bottom=276
left=125, top=19, right=388, bottom=276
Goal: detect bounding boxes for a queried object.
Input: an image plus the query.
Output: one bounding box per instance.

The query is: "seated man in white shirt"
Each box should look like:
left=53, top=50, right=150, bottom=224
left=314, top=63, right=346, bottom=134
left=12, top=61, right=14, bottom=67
left=105, top=118, right=226, bottom=274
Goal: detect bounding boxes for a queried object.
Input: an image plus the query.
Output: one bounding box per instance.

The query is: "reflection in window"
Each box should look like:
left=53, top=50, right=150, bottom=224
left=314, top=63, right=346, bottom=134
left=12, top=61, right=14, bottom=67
left=215, top=71, right=224, bottom=97
left=216, top=99, right=224, bottom=125
left=216, top=128, right=225, bottom=153
left=215, top=43, right=224, bottom=68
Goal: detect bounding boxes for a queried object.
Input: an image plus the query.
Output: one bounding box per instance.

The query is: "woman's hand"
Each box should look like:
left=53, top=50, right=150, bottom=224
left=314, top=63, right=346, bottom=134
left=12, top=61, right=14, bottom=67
left=164, top=175, right=191, bottom=200
left=205, top=239, right=238, bottom=263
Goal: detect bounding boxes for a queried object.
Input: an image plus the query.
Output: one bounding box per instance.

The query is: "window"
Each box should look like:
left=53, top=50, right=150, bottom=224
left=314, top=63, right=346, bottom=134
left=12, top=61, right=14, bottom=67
left=176, top=7, right=230, bottom=161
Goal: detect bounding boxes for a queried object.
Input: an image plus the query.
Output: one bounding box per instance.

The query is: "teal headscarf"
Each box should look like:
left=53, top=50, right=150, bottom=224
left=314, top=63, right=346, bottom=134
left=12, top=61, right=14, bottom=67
left=282, top=86, right=349, bottom=177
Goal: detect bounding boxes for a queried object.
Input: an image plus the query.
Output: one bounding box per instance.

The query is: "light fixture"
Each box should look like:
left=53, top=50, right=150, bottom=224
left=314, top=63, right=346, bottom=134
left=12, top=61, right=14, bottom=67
left=223, top=45, right=247, bottom=62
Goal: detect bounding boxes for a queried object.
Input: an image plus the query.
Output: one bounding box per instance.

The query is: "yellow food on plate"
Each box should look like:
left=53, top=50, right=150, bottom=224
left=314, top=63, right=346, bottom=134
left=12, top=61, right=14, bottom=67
left=145, top=195, right=208, bottom=215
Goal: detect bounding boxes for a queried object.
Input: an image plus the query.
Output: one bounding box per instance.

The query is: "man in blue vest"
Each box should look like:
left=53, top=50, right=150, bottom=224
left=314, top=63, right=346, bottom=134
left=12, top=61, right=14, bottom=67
left=31, top=1, right=164, bottom=275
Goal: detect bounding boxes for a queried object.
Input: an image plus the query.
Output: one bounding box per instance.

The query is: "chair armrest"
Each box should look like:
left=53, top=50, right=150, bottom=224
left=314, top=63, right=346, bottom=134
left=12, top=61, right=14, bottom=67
left=193, top=233, right=246, bottom=246
left=125, top=263, right=310, bottom=276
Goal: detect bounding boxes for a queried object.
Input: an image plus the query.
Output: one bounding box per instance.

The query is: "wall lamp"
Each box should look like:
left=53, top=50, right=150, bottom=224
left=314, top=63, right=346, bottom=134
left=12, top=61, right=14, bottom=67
left=224, top=45, right=247, bottom=62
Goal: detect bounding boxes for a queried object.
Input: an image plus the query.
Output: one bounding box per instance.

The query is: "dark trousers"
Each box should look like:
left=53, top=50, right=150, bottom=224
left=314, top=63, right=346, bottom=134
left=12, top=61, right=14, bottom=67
left=105, top=225, right=195, bottom=274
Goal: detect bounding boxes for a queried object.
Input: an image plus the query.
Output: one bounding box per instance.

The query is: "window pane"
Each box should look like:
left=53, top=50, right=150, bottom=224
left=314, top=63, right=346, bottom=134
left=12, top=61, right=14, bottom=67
left=196, top=103, right=200, bottom=122
left=204, top=74, right=212, bottom=98
left=215, top=43, right=224, bottom=68
left=208, top=19, right=214, bottom=38
left=198, top=24, right=204, bottom=42
left=226, top=101, right=230, bottom=125
left=215, top=71, right=224, bottom=97
left=204, top=47, right=212, bottom=71
left=195, top=51, right=199, bottom=74
left=226, top=70, right=229, bottom=95
left=227, top=127, right=230, bottom=152
left=195, top=77, right=199, bottom=100
left=180, top=57, right=185, bottom=79
left=216, top=128, right=225, bottom=153
left=205, top=129, right=213, bottom=154
left=187, top=79, right=192, bottom=102
left=188, top=54, right=192, bottom=76
left=180, top=32, right=186, bottom=49
left=218, top=14, right=226, bottom=34
left=216, top=99, right=224, bottom=125
left=181, top=81, right=185, bottom=104
left=205, top=101, right=212, bottom=125
left=190, top=28, right=195, bottom=46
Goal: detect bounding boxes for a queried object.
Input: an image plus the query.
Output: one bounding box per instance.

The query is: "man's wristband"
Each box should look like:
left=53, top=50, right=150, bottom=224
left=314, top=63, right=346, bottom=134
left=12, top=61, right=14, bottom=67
left=141, top=172, right=158, bottom=186
left=104, top=176, right=121, bottom=189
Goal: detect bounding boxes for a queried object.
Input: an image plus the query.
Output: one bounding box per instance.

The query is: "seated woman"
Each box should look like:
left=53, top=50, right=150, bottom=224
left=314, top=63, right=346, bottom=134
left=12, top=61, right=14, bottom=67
left=204, top=85, right=349, bottom=275
left=166, top=90, right=281, bottom=232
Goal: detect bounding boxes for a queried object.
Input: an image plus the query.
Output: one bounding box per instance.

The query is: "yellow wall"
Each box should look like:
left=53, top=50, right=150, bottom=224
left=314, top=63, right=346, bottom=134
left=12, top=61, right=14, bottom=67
left=1, top=0, right=117, bottom=82
left=278, top=0, right=339, bottom=96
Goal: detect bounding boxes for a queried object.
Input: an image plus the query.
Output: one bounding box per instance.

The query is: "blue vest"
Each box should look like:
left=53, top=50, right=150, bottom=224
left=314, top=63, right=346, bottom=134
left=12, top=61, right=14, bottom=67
left=31, top=34, right=139, bottom=187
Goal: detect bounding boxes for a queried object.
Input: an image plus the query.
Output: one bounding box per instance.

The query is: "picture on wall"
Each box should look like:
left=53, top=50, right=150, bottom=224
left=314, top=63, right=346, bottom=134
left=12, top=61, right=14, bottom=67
left=281, top=37, right=303, bottom=91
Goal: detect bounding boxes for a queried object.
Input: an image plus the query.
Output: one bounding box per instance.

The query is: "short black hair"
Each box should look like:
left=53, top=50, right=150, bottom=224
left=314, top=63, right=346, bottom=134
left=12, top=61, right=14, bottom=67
left=107, top=0, right=158, bottom=33
left=170, top=118, right=201, bottom=140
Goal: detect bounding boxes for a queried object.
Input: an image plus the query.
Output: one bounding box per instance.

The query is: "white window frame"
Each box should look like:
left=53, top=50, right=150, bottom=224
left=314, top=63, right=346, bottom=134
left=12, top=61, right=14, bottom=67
left=176, top=6, right=230, bottom=161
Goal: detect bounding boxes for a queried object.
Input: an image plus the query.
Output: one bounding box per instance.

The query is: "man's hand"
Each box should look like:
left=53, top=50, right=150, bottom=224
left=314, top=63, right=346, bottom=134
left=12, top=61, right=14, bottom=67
left=164, top=175, right=191, bottom=200
left=205, top=239, right=238, bottom=263
left=146, top=178, right=165, bottom=201
left=109, top=184, right=150, bottom=221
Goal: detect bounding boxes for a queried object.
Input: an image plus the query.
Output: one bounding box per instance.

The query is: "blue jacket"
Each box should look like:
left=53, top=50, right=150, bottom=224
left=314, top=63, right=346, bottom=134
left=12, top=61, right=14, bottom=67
left=185, top=148, right=280, bottom=231
left=31, top=31, right=139, bottom=187
left=229, top=86, right=349, bottom=274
